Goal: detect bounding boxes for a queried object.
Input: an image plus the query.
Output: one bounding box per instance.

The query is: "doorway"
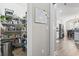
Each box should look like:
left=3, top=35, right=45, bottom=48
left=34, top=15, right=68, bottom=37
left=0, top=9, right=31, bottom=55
left=55, top=3, right=79, bottom=56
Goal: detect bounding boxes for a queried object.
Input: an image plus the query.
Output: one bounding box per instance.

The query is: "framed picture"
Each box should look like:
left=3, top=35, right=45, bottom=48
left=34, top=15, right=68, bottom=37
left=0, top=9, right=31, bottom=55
left=34, top=8, right=48, bottom=24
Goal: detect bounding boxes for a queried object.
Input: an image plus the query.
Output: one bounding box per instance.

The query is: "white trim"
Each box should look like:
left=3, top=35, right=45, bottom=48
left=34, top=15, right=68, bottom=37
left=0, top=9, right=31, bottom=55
left=49, top=3, right=57, bottom=56
left=27, top=3, right=33, bottom=56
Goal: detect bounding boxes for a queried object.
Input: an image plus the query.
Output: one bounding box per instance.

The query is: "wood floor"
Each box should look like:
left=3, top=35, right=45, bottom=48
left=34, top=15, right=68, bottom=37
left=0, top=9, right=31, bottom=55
left=56, top=36, right=79, bottom=56
left=12, top=48, right=27, bottom=56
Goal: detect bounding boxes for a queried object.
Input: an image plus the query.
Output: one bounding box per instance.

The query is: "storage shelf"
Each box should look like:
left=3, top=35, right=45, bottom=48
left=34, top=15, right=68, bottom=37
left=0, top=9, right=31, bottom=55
left=2, top=23, right=16, bottom=26
left=3, top=31, right=26, bottom=34
left=2, top=37, right=21, bottom=40
left=1, top=37, right=22, bottom=43
left=2, top=23, right=26, bottom=26
left=0, top=39, right=13, bottom=43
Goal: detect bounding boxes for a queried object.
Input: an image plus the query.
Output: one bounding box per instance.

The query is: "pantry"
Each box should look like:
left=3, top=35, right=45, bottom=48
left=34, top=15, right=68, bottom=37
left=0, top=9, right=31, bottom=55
left=0, top=3, right=27, bottom=56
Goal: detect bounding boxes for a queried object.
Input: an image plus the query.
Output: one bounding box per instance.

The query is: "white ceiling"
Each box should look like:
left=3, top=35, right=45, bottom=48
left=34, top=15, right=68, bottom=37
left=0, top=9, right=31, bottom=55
left=16, top=3, right=27, bottom=7
left=56, top=3, right=79, bottom=23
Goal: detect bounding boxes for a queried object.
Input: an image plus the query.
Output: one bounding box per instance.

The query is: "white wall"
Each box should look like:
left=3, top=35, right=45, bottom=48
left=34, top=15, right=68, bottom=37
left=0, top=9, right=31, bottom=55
left=27, top=3, right=50, bottom=56
left=0, top=3, right=27, bottom=18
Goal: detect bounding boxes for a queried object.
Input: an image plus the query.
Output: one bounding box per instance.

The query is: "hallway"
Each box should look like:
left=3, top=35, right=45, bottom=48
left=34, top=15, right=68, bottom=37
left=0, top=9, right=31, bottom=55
left=56, top=36, right=79, bottom=56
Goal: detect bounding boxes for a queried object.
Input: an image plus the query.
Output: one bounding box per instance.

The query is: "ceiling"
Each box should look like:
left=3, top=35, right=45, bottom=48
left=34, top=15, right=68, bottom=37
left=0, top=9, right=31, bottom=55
left=56, top=3, right=79, bottom=23
left=16, top=3, right=27, bottom=7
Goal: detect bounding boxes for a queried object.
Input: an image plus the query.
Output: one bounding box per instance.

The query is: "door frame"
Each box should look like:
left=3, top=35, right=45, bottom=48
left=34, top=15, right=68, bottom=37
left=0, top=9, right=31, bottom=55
left=49, top=3, right=57, bottom=56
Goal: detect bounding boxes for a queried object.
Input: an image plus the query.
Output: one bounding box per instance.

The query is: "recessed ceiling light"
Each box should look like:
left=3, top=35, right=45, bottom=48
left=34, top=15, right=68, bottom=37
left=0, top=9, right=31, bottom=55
left=53, top=3, right=56, bottom=5
left=64, top=3, right=67, bottom=5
